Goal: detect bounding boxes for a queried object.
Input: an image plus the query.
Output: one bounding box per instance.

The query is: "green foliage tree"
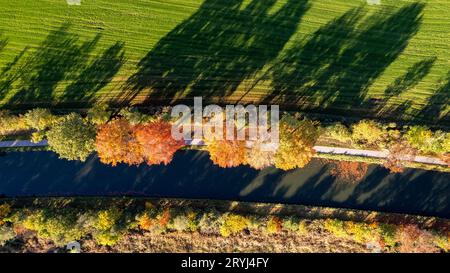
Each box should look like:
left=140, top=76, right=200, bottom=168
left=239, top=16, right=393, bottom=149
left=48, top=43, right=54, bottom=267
left=405, top=126, right=449, bottom=155
left=46, top=113, right=96, bottom=161
left=87, top=103, right=112, bottom=125
left=324, top=122, right=352, bottom=143
left=351, top=120, right=385, bottom=146
left=22, top=209, right=85, bottom=245
left=119, top=107, right=154, bottom=125
left=0, top=111, right=29, bottom=135
left=24, top=108, right=57, bottom=131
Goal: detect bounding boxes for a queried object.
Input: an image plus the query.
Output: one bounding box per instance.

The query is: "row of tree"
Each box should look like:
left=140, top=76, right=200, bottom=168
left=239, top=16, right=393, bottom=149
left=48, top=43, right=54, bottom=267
left=0, top=106, right=448, bottom=172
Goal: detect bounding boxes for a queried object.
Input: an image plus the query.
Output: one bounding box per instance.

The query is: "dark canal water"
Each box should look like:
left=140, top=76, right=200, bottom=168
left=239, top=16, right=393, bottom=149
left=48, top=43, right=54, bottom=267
left=0, top=151, right=448, bottom=218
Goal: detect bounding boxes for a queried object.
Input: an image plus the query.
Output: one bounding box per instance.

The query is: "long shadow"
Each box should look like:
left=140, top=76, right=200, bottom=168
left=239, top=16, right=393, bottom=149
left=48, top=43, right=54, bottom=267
left=266, top=2, right=424, bottom=116
left=63, top=42, right=125, bottom=105
left=385, top=57, right=436, bottom=97
left=124, top=0, right=310, bottom=105
left=1, top=23, right=125, bottom=107
left=416, top=72, right=450, bottom=125
left=8, top=23, right=99, bottom=104
left=374, top=57, right=436, bottom=118
left=0, top=34, right=7, bottom=52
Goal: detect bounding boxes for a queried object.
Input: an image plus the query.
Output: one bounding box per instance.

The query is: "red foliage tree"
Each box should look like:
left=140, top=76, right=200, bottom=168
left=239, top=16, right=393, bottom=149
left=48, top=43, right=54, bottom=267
left=134, top=120, right=185, bottom=165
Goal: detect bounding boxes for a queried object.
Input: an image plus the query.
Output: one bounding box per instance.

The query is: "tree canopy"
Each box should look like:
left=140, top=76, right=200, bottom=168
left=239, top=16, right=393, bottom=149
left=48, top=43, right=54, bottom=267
left=46, top=113, right=96, bottom=161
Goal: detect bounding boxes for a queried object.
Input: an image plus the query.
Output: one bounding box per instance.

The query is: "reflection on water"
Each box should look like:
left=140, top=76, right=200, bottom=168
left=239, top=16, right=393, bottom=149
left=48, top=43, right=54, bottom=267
left=0, top=150, right=448, bottom=218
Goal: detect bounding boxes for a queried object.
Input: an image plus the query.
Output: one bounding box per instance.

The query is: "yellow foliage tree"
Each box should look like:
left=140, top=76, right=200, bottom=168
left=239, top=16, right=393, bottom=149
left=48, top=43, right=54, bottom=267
left=274, top=115, right=319, bottom=170
left=246, top=139, right=275, bottom=170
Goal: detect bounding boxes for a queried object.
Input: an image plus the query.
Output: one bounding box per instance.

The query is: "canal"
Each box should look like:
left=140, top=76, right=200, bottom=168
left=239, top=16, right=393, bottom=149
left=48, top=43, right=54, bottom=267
left=0, top=150, right=448, bottom=218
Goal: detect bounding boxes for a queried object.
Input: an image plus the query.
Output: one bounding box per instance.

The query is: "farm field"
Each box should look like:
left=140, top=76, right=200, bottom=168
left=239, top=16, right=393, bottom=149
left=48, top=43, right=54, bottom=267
left=0, top=0, right=449, bottom=124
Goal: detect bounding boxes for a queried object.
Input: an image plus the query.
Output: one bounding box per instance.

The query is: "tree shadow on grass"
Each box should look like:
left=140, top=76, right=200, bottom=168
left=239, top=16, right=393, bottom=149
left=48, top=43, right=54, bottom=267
left=8, top=23, right=100, bottom=105
left=63, top=42, right=125, bottom=105
left=415, top=72, right=450, bottom=125
left=1, top=23, right=125, bottom=108
left=265, top=2, right=425, bottom=117
left=374, top=57, right=436, bottom=119
left=124, top=0, right=310, bottom=105
left=0, top=34, right=7, bottom=52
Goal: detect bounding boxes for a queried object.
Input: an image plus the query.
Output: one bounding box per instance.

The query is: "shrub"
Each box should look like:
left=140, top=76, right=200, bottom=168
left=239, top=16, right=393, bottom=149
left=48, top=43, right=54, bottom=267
left=282, top=216, right=300, bottom=232
left=94, top=231, right=121, bottom=246
left=345, top=222, right=377, bottom=243
left=87, top=103, right=112, bottom=125
left=137, top=214, right=154, bottom=231
left=405, top=126, right=449, bottom=155
left=324, top=123, right=352, bottom=143
left=22, top=210, right=84, bottom=245
left=377, top=223, right=398, bottom=249
left=31, top=131, right=46, bottom=143
left=158, top=208, right=171, bottom=229
left=323, top=219, right=348, bottom=238
left=119, top=107, right=153, bottom=125
left=351, top=120, right=384, bottom=146
left=171, top=214, right=189, bottom=231
left=23, top=108, right=57, bottom=131
left=266, top=216, right=283, bottom=234
left=0, top=204, right=11, bottom=225
left=198, top=209, right=222, bottom=234
left=220, top=214, right=249, bottom=237
left=0, top=111, right=30, bottom=135
left=95, top=208, right=122, bottom=231
left=396, top=225, right=438, bottom=253
left=432, top=232, right=450, bottom=252
left=0, top=225, right=15, bottom=246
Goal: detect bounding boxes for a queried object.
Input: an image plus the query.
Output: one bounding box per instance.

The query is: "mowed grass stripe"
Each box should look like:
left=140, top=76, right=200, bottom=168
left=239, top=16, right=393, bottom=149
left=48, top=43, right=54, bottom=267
left=0, top=0, right=448, bottom=124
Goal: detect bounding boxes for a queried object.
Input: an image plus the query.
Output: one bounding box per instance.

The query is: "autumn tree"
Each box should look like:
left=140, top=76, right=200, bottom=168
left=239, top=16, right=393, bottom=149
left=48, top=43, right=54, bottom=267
left=351, top=120, right=385, bottom=147
left=95, top=118, right=143, bottom=166
left=405, top=126, right=449, bottom=156
left=47, top=113, right=96, bottom=161
left=383, top=141, right=417, bottom=173
left=246, top=139, right=275, bottom=170
left=134, top=120, right=185, bottom=165
left=87, top=103, right=112, bottom=125
left=329, top=161, right=368, bottom=183
left=23, top=108, right=58, bottom=131
left=0, top=111, right=29, bottom=135
left=274, top=115, right=319, bottom=170
left=206, top=138, right=246, bottom=168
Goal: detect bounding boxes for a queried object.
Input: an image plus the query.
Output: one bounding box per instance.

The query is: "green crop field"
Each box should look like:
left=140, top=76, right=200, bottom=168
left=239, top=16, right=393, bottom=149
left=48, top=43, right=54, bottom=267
left=0, top=0, right=448, bottom=124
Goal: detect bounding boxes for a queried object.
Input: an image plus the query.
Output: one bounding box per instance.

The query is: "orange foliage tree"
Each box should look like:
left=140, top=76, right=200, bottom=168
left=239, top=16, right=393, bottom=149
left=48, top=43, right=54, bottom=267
left=206, top=138, right=247, bottom=168
left=135, top=120, right=185, bottom=165
left=95, top=118, right=143, bottom=166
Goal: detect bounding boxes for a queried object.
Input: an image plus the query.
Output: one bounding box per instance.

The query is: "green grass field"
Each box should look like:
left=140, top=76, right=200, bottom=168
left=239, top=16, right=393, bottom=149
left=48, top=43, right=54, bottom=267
left=0, top=0, right=448, bottom=124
